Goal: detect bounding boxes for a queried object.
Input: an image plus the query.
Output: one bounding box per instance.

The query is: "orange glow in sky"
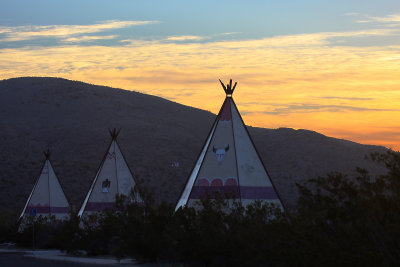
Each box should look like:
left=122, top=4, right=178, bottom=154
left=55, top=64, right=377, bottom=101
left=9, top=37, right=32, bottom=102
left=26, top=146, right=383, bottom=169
left=1, top=0, right=400, bottom=151
left=1, top=32, right=399, bottom=150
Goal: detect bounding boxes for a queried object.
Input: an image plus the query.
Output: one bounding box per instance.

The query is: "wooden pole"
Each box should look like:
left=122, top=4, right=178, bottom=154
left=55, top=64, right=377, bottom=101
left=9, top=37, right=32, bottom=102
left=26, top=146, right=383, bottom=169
left=32, top=220, right=35, bottom=250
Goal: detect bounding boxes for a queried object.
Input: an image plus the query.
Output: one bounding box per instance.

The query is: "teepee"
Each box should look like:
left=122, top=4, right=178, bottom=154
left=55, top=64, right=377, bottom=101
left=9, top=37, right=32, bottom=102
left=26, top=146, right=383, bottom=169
left=19, top=150, right=70, bottom=223
left=78, top=129, right=142, bottom=217
left=176, top=80, right=284, bottom=210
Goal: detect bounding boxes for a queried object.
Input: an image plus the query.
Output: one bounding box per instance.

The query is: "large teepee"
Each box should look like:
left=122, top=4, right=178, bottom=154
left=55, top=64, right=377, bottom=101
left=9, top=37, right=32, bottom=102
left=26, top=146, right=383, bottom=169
left=19, top=150, right=70, bottom=222
left=176, top=80, right=284, bottom=210
left=78, top=129, right=142, bottom=217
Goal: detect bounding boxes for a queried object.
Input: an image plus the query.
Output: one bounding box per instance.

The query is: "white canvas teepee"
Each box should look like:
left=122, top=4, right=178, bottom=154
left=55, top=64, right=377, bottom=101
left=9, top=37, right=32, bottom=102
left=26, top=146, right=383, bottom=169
left=176, top=80, right=284, bottom=210
left=78, top=129, right=142, bottom=217
left=19, top=151, right=70, bottom=222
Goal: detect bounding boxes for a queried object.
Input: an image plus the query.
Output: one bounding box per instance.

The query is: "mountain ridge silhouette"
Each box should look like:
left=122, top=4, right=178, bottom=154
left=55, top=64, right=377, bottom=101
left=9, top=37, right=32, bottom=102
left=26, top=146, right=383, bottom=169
left=0, top=77, right=386, bottom=213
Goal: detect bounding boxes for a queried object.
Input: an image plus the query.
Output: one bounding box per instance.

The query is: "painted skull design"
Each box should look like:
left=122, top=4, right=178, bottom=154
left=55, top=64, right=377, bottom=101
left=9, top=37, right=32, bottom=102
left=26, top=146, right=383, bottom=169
left=212, top=145, right=229, bottom=164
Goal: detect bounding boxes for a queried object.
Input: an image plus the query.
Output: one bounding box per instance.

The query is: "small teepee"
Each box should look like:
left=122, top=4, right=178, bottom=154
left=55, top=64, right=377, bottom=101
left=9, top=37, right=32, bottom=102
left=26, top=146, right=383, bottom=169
left=19, top=150, right=70, bottom=223
left=176, top=80, right=284, bottom=210
left=78, top=129, right=142, bottom=217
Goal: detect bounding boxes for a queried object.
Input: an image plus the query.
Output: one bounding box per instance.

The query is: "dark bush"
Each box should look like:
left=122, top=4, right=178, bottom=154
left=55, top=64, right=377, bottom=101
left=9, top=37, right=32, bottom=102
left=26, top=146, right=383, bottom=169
left=9, top=151, right=400, bottom=266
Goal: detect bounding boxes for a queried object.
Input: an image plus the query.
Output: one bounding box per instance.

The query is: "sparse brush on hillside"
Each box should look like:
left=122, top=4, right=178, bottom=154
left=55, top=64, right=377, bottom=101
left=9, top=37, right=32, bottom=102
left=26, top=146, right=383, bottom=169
left=3, top=154, right=399, bottom=265
left=0, top=77, right=387, bottom=213
left=292, top=150, right=400, bottom=266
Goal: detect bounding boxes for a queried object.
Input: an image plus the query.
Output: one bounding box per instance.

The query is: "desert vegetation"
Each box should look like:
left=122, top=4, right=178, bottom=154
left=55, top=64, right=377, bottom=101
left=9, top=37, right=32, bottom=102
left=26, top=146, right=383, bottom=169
left=1, top=150, right=399, bottom=266
left=0, top=77, right=387, bottom=213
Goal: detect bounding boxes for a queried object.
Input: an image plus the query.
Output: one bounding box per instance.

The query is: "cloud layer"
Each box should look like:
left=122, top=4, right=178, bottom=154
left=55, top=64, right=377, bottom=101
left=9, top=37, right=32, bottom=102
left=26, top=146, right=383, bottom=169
left=0, top=20, right=158, bottom=43
left=1, top=20, right=399, bottom=149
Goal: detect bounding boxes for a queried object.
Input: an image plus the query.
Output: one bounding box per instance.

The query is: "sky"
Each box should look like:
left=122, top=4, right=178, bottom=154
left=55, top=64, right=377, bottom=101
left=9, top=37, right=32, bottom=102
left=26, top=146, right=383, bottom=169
left=1, top=0, right=399, bottom=150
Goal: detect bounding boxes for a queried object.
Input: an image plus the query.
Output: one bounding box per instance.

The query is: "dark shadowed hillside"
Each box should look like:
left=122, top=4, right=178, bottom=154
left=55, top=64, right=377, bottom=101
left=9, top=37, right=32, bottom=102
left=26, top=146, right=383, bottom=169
left=0, top=77, right=386, bottom=215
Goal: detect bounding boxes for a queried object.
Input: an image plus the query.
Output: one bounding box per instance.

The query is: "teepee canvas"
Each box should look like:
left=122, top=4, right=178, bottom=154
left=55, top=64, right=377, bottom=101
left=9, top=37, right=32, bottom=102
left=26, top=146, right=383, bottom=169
left=78, top=129, right=142, bottom=217
left=19, top=151, right=70, bottom=222
left=176, top=80, right=284, bottom=210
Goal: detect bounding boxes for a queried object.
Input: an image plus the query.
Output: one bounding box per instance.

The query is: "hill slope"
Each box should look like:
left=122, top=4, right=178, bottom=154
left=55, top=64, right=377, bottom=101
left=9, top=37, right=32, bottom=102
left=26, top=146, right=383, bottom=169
left=0, top=77, right=386, bottom=214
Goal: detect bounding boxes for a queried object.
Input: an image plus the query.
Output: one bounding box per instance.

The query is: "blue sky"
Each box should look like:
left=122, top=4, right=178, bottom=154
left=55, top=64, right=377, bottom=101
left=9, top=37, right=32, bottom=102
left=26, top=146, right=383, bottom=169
left=1, top=0, right=399, bottom=46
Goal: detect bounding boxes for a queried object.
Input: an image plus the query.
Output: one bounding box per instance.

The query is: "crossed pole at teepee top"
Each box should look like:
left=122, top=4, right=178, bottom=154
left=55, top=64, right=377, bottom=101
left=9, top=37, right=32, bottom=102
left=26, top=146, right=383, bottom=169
left=219, top=79, right=237, bottom=97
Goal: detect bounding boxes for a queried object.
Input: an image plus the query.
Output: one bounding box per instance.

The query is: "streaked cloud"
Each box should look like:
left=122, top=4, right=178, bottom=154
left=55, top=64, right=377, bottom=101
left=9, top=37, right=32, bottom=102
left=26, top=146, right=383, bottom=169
left=218, top=32, right=239, bottom=36
left=162, top=32, right=239, bottom=43
left=326, top=128, right=400, bottom=150
left=356, top=13, right=400, bottom=25
left=319, top=96, right=375, bottom=101
left=0, top=23, right=399, bottom=150
left=262, top=104, right=395, bottom=115
left=0, top=20, right=158, bottom=43
left=63, top=35, right=117, bottom=43
left=165, top=35, right=205, bottom=41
